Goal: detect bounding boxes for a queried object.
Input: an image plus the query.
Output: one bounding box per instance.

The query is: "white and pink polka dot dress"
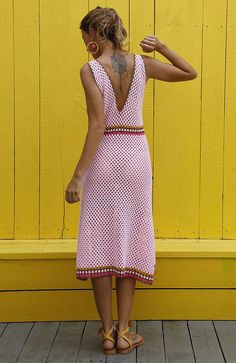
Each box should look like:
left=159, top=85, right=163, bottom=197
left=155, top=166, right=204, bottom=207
left=76, top=54, right=156, bottom=285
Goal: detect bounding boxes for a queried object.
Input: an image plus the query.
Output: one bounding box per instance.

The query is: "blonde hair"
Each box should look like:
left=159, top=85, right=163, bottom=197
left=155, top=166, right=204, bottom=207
left=80, top=6, right=128, bottom=51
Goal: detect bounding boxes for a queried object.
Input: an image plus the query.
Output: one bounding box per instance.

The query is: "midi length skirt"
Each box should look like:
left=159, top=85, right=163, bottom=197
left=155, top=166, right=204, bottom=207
left=76, top=132, right=156, bottom=285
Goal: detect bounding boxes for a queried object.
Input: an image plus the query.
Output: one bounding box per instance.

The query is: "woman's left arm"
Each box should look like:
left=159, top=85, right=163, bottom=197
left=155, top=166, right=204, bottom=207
left=73, top=63, right=105, bottom=179
left=65, top=64, right=105, bottom=203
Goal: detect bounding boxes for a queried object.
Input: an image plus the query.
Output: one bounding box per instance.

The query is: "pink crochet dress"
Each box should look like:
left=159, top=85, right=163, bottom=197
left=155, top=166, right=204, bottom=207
left=76, top=54, right=156, bottom=285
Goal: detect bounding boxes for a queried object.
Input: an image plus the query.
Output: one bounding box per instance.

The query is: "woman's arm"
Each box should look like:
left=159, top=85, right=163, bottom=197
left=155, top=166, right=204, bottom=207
left=72, top=63, right=105, bottom=179
left=140, top=35, right=198, bottom=82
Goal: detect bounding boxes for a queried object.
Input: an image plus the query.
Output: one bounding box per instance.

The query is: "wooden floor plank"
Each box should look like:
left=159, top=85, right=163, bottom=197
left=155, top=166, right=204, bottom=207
left=188, top=320, right=225, bottom=363
left=75, top=321, right=106, bottom=363
left=163, top=321, right=195, bottom=363
left=137, top=320, right=165, bottom=363
left=214, top=321, right=236, bottom=363
left=46, top=321, right=85, bottom=363
left=0, top=322, right=33, bottom=363
left=16, top=322, right=59, bottom=362
left=0, top=320, right=234, bottom=362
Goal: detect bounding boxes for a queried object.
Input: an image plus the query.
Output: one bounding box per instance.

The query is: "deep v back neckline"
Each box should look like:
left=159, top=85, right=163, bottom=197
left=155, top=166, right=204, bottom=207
left=94, top=53, right=136, bottom=114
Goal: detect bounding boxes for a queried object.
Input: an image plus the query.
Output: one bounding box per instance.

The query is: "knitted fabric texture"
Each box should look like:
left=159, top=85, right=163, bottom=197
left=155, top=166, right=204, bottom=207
left=76, top=54, right=156, bottom=285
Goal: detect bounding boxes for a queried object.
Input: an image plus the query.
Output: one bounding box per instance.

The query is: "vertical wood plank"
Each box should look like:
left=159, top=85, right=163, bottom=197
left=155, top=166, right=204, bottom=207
left=153, top=0, right=202, bottom=238
left=224, top=0, right=236, bottom=238
left=14, top=0, right=40, bottom=238
left=0, top=1, right=14, bottom=238
left=200, top=0, right=227, bottom=238
left=62, top=1, right=89, bottom=237
left=40, top=0, right=88, bottom=237
left=40, top=0, right=62, bottom=237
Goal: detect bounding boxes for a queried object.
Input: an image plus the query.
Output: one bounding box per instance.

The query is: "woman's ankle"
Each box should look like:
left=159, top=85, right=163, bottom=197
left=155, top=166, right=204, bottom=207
left=117, top=323, right=129, bottom=332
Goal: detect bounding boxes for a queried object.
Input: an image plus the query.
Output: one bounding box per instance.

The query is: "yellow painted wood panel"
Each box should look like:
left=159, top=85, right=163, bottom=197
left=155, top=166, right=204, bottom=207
left=1, top=289, right=236, bottom=322
left=1, top=238, right=236, bottom=320
left=40, top=1, right=88, bottom=238
left=1, top=240, right=236, bottom=289
left=153, top=0, right=202, bottom=238
left=0, top=0, right=236, bottom=240
left=224, top=0, right=236, bottom=237
left=1, top=256, right=236, bottom=290
left=1, top=239, right=236, bottom=258
left=14, top=1, right=40, bottom=239
left=200, top=0, right=227, bottom=238
left=0, top=1, right=14, bottom=238
left=61, top=1, right=89, bottom=238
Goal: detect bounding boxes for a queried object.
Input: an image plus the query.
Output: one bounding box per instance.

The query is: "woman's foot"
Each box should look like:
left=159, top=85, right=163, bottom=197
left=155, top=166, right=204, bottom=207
left=116, top=331, right=143, bottom=350
left=101, top=326, right=116, bottom=350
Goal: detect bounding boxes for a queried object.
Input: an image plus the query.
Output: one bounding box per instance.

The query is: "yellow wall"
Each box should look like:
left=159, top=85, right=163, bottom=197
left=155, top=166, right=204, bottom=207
left=0, top=0, right=235, bottom=241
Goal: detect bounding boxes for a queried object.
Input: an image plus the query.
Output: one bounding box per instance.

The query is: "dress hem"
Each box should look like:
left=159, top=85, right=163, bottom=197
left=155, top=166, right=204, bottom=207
left=76, top=265, right=155, bottom=286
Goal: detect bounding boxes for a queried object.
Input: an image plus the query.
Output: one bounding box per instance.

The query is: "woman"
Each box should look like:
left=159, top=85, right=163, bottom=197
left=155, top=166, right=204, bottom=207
left=65, top=6, right=197, bottom=355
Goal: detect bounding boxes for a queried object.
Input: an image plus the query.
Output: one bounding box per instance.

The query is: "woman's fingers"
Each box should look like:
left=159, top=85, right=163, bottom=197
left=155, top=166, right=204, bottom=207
left=141, top=38, right=156, bottom=48
left=65, top=190, right=80, bottom=203
left=74, top=191, right=80, bottom=201
left=140, top=39, right=156, bottom=52
left=141, top=43, right=153, bottom=50
left=141, top=41, right=155, bottom=47
left=65, top=178, right=82, bottom=203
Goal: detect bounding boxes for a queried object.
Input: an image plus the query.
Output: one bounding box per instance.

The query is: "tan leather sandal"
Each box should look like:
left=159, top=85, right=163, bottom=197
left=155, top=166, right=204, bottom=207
left=115, top=320, right=144, bottom=354
left=97, top=323, right=117, bottom=355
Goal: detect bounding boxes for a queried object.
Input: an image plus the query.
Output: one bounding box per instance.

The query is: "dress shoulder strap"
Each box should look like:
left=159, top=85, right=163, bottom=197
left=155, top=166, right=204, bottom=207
left=87, top=60, right=104, bottom=95
left=139, top=55, right=147, bottom=85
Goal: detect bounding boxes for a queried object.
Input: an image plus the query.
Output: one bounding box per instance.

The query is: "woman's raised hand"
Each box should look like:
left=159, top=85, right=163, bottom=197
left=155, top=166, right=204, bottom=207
left=140, top=35, right=165, bottom=53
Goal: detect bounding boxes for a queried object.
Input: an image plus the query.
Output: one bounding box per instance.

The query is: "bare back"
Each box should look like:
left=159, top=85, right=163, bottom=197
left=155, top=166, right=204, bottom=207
left=94, top=52, right=136, bottom=113
left=88, top=52, right=146, bottom=125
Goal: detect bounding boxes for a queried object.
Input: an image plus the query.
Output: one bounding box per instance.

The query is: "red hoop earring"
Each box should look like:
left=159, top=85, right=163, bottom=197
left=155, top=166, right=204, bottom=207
left=86, top=41, right=99, bottom=55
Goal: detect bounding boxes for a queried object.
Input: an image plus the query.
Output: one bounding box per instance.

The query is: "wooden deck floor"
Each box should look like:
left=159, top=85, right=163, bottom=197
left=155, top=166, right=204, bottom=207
left=0, top=320, right=235, bottom=362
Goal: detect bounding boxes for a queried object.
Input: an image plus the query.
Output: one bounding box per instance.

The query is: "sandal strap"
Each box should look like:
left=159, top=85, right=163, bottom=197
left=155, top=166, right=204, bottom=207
left=116, top=321, right=135, bottom=347
left=97, top=323, right=116, bottom=344
left=118, top=330, right=139, bottom=345
left=117, top=327, right=132, bottom=346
